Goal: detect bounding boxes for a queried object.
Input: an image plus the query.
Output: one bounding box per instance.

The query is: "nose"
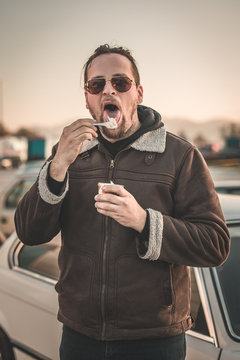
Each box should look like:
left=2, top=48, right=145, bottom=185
left=103, top=80, right=116, bottom=95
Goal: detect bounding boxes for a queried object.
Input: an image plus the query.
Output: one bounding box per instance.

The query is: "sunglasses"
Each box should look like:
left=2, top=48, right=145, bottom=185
left=85, top=76, right=134, bottom=95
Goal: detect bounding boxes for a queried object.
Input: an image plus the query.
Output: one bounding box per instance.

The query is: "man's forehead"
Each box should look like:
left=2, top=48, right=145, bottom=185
left=87, top=53, right=133, bottom=78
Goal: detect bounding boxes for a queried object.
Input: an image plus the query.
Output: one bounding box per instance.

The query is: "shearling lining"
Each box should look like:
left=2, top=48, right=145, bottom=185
left=131, top=128, right=166, bottom=153
left=38, top=161, right=69, bottom=204
left=79, top=127, right=166, bottom=155
left=137, top=208, right=163, bottom=261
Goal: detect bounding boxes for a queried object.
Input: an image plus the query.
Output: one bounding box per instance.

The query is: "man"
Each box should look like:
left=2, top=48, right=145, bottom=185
left=15, top=44, right=230, bottom=360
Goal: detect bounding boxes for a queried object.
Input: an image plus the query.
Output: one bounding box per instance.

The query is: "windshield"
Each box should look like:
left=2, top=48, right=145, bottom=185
left=215, top=224, right=240, bottom=338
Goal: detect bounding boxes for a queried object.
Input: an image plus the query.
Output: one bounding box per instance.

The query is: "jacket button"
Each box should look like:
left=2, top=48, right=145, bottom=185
left=145, top=153, right=155, bottom=165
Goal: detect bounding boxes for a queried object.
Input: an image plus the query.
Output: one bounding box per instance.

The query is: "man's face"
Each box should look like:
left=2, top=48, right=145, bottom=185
left=85, top=53, right=143, bottom=142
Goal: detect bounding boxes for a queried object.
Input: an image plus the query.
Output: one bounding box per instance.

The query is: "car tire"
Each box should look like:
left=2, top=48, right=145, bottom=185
left=0, top=329, right=15, bottom=360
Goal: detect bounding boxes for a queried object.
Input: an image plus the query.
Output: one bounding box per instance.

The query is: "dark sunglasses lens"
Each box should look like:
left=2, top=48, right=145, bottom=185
left=87, top=79, right=105, bottom=94
left=112, top=77, right=132, bottom=92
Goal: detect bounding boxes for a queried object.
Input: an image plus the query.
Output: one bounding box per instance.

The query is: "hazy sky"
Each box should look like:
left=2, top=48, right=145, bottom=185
left=0, top=0, right=239, bottom=131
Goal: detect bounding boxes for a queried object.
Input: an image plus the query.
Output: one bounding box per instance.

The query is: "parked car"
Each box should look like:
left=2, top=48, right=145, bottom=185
left=0, top=160, right=44, bottom=242
left=208, top=165, right=240, bottom=196
left=0, top=194, right=239, bottom=359
left=186, top=194, right=240, bottom=359
left=214, top=180, right=240, bottom=195
left=0, top=232, right=61, bottom=360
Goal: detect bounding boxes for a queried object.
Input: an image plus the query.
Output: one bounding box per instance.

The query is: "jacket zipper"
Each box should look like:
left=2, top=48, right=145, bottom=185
left=109, top=159, right=115, bottom=169
left=100, top=158, right=115, bottom=340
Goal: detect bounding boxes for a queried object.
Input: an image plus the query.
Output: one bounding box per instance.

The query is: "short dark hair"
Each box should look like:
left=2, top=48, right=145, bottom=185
left=83, top=44, right=140, bottom=86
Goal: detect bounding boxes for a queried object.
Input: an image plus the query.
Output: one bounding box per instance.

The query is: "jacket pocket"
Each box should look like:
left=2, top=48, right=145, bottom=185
left=115, top=255, right=173, bottom=329
left=55, top=247, right=97, bottom=327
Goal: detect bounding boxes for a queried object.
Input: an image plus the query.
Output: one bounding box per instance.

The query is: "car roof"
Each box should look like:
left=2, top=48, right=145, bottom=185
left=16, top=160, right=45, bottom=176
left=214, top=179, right=240, bottom=187
left=0, top=160, right=44, bottom=197
left=218, top=194, right=240, bottom=222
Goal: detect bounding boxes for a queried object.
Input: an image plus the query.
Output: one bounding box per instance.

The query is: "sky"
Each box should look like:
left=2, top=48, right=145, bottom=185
left=0, top=0, right=240, bottom=131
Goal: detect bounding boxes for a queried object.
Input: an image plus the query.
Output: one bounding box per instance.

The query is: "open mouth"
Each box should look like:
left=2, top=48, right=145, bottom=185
left=103, top=104, right=121, bottom=124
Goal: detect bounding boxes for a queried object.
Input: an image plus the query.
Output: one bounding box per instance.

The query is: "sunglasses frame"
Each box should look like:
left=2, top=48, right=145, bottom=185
left=85, top=76, right=134, bottom=95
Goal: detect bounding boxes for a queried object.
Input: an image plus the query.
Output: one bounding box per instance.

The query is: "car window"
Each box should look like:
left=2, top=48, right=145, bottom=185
left=215, top=187, right=240, bottom=195
left=5, top=178, right=35, bottom=208
left=215, top=225, right=240, bottom=338
left=17, top=235, right=60, bottom=280
left=190, top=267, right=210, bottom=337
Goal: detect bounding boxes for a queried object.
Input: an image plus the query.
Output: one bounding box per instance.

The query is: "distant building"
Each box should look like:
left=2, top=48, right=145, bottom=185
left=198, top=143, right=220, bottom=160
left=222, top=136, right=240, bottom=157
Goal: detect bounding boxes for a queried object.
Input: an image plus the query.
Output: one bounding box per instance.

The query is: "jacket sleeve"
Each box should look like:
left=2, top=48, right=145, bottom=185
left=14, top=158, right=69, bottom=246
left=137, top=147, right=230, bottom=267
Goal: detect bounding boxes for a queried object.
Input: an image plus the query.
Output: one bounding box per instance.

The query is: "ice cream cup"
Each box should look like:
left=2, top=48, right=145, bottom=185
left=97, top=181, right=124, bottom=194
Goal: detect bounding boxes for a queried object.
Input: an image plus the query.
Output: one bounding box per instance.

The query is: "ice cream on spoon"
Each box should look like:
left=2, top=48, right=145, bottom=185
left=94, top=115, right=118, bottom=129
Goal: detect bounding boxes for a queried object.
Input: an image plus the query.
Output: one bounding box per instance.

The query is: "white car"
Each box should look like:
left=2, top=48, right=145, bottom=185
left=0, top=161, right=44, bottom=243
left=214, top=180, right=240, bottom=195
left=186, top=194, right=240, bottom=359
left=0, top=233, right=61, bottom=360
left=0, top=194, right=239, bottom=360
left=209, top=166, right=240, bottom=196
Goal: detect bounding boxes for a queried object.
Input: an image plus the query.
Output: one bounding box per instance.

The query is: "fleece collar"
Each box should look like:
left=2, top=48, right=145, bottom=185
left=131, top=127, right=166, bottom=153
left=79, top=104, right=166, bottom=154
left=79, top=126, right=166, bottom=154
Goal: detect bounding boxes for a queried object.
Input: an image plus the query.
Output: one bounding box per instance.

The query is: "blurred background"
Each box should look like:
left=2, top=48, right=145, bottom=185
left=0, top=0, right=239, bottom=168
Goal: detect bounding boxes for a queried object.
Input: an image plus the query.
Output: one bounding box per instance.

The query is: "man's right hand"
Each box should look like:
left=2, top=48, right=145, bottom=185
left=50, top=119, right=98, bottom=181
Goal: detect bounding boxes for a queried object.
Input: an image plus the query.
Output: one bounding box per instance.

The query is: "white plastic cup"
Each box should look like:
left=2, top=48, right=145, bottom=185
left=97, top=181, right=124, bottom=194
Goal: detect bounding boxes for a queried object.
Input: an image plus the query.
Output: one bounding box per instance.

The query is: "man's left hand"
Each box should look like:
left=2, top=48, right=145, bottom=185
left=94, top=185, right=147, bottom=232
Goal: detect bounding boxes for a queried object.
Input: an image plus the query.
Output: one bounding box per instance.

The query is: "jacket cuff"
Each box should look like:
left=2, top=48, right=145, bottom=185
left=137, top=208, right=163, bottom=261
left=38, top=161, right=69, bottom=204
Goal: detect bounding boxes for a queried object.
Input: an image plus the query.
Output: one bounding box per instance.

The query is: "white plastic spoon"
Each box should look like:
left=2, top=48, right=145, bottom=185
left=94, top=116, right=118, bottom=129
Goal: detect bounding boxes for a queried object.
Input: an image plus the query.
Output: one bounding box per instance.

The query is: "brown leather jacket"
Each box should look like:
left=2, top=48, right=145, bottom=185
left=15, top=106, right=230, bottom=341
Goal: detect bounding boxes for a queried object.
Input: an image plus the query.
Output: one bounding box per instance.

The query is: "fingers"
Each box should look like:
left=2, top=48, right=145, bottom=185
left=95, top=186, right=126, bottom=213
left=60, top=118, right=98, bottom=150
left=95, top=185, right=127, bottom=204
left=94, top=194, right=123, bottom=211
left=53, top=118, right=98, bottom=170
left=95, top=201, right=119, bottom=214
left=98, top=184, right=126, bottom=196
left=63, top=119, right=98, bottom=139
left=94, top=187, right=132, bottom=220
left=94, top=188, right=147, bottom=232
left=67, top=126, right=98, bottom=144
left=69, top=118, right=97, bottom=132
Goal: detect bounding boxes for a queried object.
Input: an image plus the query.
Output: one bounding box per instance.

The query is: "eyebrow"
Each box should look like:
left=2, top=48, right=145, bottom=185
left=90, top=73, right=128, bottom=80
left=113, top=73, right=128, bottom=77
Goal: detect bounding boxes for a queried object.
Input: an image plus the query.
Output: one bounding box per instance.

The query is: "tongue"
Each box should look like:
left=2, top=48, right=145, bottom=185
left=103, top=109, right=121, bottom=123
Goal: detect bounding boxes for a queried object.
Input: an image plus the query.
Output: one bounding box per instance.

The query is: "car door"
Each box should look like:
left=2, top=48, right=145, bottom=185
left=1, top=234, right=61, bottom=359
left=186, top=267, right=221, bottom=359
left=212, top=223, right=240, bottom=360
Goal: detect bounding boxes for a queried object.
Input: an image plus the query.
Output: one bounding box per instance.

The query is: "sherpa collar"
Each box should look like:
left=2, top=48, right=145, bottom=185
left=79, top=105, right=166, bottom=154
left=79, top=126, right=166, bottom=154
left=131, top=127, right=166, bottom=153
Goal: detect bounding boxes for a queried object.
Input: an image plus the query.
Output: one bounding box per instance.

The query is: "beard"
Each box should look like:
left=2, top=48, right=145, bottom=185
left=88, top=103, right=139, bottom=141
left=100, top=115, right=135, bottom=139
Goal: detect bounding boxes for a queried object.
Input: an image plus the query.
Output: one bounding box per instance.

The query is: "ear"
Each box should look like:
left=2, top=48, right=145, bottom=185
left=84, top=91, right=89, bottom=109
left=137, top=85, right=143, bottom=104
